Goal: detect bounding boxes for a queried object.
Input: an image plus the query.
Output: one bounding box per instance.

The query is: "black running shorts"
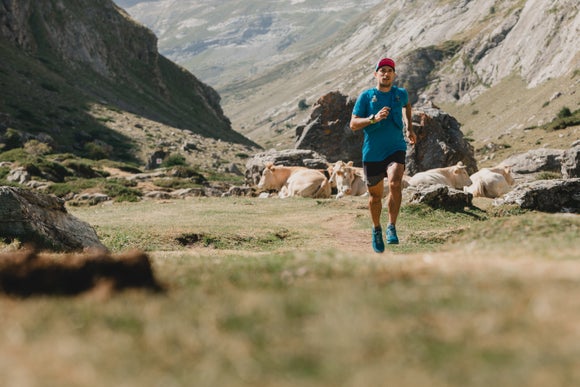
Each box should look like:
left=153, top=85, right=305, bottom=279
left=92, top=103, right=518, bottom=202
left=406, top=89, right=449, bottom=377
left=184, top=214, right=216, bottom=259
left=363, top=150, right=406, bottom=187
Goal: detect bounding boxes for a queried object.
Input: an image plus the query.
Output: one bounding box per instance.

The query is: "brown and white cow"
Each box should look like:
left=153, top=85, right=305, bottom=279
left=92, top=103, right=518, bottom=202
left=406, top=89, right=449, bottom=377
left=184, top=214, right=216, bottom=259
left=464, top=166, right=515, bottom=198
left=257, top=163, right=308, bottom=191
left=257, top=163, right=331, bottom=198
left=408, top=161, right=472, bottom=189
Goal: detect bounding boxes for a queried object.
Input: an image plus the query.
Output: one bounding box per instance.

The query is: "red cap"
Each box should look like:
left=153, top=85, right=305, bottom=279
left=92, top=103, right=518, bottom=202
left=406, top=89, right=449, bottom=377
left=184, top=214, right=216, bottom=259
left=375, top=58, right=395, bottom=71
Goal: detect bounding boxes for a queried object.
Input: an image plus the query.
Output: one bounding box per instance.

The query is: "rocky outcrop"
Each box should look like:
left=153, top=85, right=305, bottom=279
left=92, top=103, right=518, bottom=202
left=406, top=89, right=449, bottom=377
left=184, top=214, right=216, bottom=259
left=562, top=145, right=580, bottom=179
left=500, top=149, right=565, bottom=174
left=295, top=91, right=362, bottom=165
left=408, top=184, right=473, bottom=209
left=406, top=106, right=477, bottom=175
left=245, top=149, right=329, bottom=186
left=0, top=187, right=106, bottom=252
left=495, top=179, right=580, bottom=213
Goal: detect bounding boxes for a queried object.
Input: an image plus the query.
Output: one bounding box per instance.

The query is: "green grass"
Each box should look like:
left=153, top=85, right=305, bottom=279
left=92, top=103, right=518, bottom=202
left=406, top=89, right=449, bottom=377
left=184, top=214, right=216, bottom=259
left=1, top=197, right=579, bottom=387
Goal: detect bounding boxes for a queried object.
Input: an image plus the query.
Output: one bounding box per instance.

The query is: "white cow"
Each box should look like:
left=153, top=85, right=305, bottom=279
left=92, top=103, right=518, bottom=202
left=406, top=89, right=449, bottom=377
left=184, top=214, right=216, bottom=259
left=464, top=166, right=515, bottom=198
left=279, top=168, right=332, bottom=198
left=408, top=161, right=472, bottom=189
left=328, top=161, right=367, bottom=199
left=257, top=163, right=308, bottom=191
left=257, top=163, right=331, bottom=198
left=328, top=160, right=411, bottom=199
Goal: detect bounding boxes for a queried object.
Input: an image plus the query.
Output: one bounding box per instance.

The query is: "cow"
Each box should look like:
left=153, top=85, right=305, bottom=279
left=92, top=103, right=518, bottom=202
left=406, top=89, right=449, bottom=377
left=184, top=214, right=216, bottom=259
left=279, top=168, right=332, bottom=198
left=464, top=165, right=515, bottom=198
left=257, top=163, right=331, bottom=198
left=328, top=161, right=366, bottom=199
left=257, top=163, right=308, bottom=191
left=328, top=160, right=411, bottom=199
left=408, top=161, right=472, bottom=189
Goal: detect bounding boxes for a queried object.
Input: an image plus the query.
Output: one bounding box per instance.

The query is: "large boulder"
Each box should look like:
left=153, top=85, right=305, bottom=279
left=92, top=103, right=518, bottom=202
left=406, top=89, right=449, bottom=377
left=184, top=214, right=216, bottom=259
left=499, top=148, right=565, bottom=174
left=494, top=178, right=580, bottom=213
left=408, top=184, right=473, bottom=209
left=295, top=91, right=362, bottom=165
left=0, top=186, right=106, bottom=252
left=245, top=149, right=329, bottom=186
left=406, top=106, right=477, bottom=175
left=561, top=145, right=580, bottom=179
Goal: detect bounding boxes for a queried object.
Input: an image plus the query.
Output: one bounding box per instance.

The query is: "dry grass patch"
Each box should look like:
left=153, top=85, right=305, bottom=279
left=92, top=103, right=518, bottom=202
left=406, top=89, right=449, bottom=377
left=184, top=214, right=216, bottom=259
left=0, top=197, right=578, bottom=386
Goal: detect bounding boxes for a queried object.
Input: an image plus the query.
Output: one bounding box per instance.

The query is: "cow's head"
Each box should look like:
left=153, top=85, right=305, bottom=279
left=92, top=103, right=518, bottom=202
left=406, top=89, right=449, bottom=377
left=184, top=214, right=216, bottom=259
left=329, top=161, right=357, bottom=195
left=452, top=162, right=472, bottom=188
left=257, top=163, right=276, bottom=189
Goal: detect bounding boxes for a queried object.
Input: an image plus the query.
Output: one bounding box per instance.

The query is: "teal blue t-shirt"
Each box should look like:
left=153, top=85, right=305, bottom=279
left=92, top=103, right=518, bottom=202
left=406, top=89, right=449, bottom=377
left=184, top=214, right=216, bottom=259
left=352, top=86, right=408, bottom=162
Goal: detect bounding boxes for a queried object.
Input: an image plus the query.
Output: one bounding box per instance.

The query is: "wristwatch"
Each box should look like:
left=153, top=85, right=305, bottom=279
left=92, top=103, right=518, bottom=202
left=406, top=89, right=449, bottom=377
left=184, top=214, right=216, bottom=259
left=369, top=114, right=376, bottom=124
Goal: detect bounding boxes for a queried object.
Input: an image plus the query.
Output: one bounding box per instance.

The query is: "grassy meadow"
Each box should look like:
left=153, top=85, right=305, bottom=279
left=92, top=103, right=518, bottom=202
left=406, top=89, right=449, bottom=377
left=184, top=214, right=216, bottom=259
left=1, top=196, right=579, bottom=387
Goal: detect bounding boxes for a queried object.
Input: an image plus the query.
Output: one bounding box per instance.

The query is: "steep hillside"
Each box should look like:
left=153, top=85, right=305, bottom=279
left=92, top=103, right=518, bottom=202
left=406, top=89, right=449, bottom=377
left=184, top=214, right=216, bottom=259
left=114, top=0, right=383, bottom=90
left=0, top=0, right=258, bottom=164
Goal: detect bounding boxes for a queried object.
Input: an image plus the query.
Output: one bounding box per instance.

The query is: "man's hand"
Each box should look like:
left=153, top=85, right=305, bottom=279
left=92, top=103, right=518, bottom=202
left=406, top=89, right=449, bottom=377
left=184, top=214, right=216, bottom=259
left=407, top=128, right=417, bottom=145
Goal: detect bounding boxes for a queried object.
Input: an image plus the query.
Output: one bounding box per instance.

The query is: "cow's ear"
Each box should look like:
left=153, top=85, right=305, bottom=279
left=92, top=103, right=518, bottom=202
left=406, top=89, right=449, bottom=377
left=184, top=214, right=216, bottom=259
left=265, top=162, right=273, bottom=168
left=347, top=161, right=354, bottom=166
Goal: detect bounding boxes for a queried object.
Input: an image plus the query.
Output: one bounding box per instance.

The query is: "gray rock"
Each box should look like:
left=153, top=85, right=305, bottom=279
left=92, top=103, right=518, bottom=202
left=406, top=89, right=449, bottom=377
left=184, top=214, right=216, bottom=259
left=0, top=186, right=107, bottom=252
left=500, top=148, right=564, bottom=174
left=408, top=184, right=473, bottom=208
left=406, top=107, right=477, bottom=175
left=561, top=145, right=580, bottom=179
left=245, top=149, right=329, bottom=185
left=494, top=178, right=580, bottom=213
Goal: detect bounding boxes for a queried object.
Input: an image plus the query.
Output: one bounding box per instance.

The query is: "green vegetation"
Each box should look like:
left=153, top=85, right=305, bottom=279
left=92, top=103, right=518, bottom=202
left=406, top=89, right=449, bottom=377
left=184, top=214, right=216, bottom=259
left=542, top=106, right=580, bottom=131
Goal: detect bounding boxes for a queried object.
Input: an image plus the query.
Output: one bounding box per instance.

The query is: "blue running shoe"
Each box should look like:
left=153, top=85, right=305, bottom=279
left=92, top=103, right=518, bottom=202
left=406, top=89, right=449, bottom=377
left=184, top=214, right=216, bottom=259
left=372, top=227, right=385, bottom=253
left=386, top=224, right=399, bottom=244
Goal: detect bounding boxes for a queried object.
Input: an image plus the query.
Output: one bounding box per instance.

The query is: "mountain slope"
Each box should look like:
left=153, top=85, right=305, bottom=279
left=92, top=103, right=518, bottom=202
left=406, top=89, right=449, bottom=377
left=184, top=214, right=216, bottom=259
left=114, top=0, right=383, bottom=90
left=0, top=0, right=258, bottom=163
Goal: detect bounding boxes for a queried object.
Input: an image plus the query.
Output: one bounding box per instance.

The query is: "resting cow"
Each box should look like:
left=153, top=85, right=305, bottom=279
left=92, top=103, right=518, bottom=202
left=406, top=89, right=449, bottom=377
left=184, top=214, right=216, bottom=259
left=257, top=163, right=331, bottom=198
left=408, top=161, right=472, bottom=189
left=328, top=161, right=367, bottom=199
left=279, top=168, right=332, bottom=198
left=464, top=166, right=515, bottom=198
left=328, top=160, right=411, bottom=199
left=257, top=163, right=308, bottom=191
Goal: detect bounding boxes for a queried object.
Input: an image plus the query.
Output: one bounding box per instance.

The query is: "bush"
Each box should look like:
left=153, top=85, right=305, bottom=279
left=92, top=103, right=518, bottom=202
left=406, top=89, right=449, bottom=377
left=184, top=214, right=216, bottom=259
left=161, top=154, right=186, bottom=167
left=557, top=107, right=572, bottom=119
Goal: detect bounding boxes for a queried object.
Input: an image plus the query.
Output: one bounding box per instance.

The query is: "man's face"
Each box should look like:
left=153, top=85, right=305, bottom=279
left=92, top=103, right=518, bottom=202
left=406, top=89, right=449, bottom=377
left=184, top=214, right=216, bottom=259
left=375, top=66, right=395, bottom=87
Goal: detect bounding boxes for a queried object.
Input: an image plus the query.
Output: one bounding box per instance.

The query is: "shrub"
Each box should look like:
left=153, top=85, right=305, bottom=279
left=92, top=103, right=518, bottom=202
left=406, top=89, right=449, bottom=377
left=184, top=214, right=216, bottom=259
left=24, top=139, right=52, bottom=156
left=557, top=107, right=572, bottom=119
left=161, top=154, right=186, bottom=167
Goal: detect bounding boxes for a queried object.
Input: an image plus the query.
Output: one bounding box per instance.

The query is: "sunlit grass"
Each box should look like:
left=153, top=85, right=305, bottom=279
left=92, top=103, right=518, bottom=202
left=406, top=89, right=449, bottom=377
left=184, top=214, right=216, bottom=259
left=1, top=197, right=579, bottom=386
